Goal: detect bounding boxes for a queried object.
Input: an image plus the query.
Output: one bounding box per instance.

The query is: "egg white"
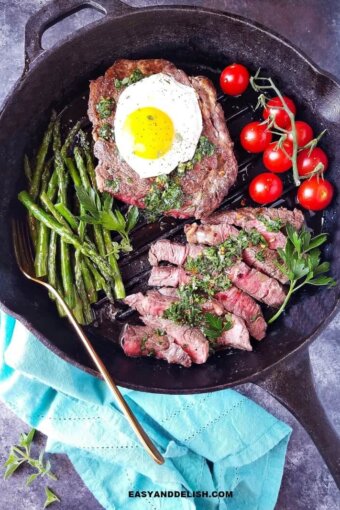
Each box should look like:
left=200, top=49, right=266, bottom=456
left=114, top=73, right=203, bottom=178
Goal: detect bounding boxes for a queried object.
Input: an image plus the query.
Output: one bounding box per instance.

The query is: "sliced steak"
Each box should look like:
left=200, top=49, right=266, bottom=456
left=216, top=288, right=267, bottom=340
left=204, top=207, right=304, bottom=230
left=184, top=224, right=288, bottom=284
left=148, top=263, right=285, bottom=308
left=202, top=209, right=286, bottom=249
left=88, top=59, right=238, bottom=219
left=242, top=246, right=288, bottom=285
left=215, top=315, right=252, bottom=351
left=148, top=266, right=190, bottom=287
left=149, top=240, right=204, bottom=266
left=184, top=222, right=239, bottom=245
left=124, top=290, right=178, bottom=316
left=226, top=261, right=286, bottom=308
left=142, top=315, right=209, bottom=364
left=120, top=324, right=192, bottom=367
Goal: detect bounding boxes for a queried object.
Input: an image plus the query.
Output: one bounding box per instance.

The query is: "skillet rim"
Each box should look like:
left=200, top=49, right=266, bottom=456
left=0, top=4, right=339, bottom=393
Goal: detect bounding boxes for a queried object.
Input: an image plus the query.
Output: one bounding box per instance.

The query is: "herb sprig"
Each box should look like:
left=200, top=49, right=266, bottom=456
left=203, top=313, right=233, bottom=340
left=76, top=186, right=139, bottom=254
left=3, top=429, right=57, bottom=485
left=269, top=225, right=336, bottom=323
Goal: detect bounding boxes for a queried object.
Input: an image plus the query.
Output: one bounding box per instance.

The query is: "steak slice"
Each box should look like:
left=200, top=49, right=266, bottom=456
left=149, top=240, right=204, bottom=267
left=148, top=266, right=190, bottom=287
left=184, top=224, right=288, bottom=284
left=215, top=288, right=267, bottom=340
left=120, top=324, right=192, bottom=367
left=148, top=262, right=285, bottom=307
left=215, top=316, right=252, bottom=352
left=141, top=315, right=209, bottom=364
left=124, top=290, right=178, bottom=317
left=226, top=261, right=286, bottom=308
left=204, top=207, right=304, bottom=230
left=184, top=222, right=239, bottom=246
left=88, top=59, right=238, bottom=219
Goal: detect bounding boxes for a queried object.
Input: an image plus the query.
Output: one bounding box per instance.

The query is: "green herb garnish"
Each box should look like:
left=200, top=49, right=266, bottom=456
left=258, top=215, right=283, bottom=232
left=269, top=225, right=336, bottom=323
left=3, top=429, right=57, bottom=485
left=44, top=487, right=60, bottom=508
left=203, top=313, right=233, bottom=340
left=76, top=186, right=139, bottom=252
left=177, top=136, right=215, bottom=174
left=96, top=97, right=115, bottom=119
left=255, top=250, right=265, bottom=262
left=114, top=69, right=144, bottom=90
left=99, top=123, right=114, bottom=141
left=144, top=175, right=183, bottom=216
left=105, top=178, right=120, bottom=193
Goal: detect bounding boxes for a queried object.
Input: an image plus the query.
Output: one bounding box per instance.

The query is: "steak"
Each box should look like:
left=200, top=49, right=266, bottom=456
left=88, top=59, right=238, bottom=218
left=149, top=240, right=204, bottom=267
left=148, top=262, right=286, bottom=307
left=226, top=261, right=286, bottom=307
left=184, top=224, right=288, bottom=284
left=215, top=288, right=267, bottom=340
left=142, top=315, right=209, bottom=364
left=120, top=324, right=192, bottom=367
left=148, top=265, right=190, bottom=287
left=204, top=207, right=304, bottom=230
left=124, top=290, right=178, bottom=317
left=202, top=207, right=304, bottom=249
left=215, top=316, right=252, bottom=351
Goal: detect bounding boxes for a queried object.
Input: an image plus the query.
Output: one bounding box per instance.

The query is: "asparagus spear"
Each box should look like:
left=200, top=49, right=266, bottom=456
left=30, top=111, right=56, bottom=200
left=24, top=155, right=32, bottom=184
left=18, top=191, right=116, bottom=285
left=74, top=146, right=105, bottom=255
left=75, top=251, right=93, bottom=324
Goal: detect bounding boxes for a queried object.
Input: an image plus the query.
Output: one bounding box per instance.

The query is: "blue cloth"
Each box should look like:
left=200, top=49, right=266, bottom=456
left=0, top=310, right=291, bottom=510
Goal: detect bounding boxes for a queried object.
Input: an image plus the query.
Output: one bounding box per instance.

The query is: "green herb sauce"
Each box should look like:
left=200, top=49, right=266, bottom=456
left=144, top=174, right=183, bottom=217
left=114, top=69, right=144, bottom=90
left=177, top=136, right=215, bottom=175
left=96, top=97, right=115, bottom=119
left=98, top=123, right=114, bottom=141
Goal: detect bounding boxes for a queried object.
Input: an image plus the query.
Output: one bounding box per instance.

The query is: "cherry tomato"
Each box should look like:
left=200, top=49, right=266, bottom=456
left=220, top=63, right=250, bottom=96
left=297, top=147, right=329, bottom=177
left=287, top=121, right=314, bottom=147
left=297, top=177, right=334, bottom=211
left=240, top=121, right=272, bottom=153
left=249, top=172, right=283, bottom=204
left=263, top=96, right=297, bottom=128
left=263, top=140, right=293, bottom=173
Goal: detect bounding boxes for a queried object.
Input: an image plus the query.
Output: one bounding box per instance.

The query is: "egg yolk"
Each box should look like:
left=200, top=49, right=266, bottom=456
left=123, top=107, right=174, bottom=159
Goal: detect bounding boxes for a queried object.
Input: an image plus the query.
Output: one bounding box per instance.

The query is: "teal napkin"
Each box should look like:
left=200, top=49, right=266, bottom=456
left=0, top=310, right=291, bottom=510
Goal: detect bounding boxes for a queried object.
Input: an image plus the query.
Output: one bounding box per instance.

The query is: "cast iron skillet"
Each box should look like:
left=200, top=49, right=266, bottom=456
left=0, top=0, right=339, bottom=486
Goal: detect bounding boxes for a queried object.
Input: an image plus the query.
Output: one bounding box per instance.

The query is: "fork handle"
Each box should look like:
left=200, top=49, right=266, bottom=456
left=49, top=286, right=164, bottom=465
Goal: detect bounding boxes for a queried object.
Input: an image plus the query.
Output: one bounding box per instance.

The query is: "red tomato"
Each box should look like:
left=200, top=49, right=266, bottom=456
left=263, top=96, right=297, bottom=128
left=240, top=121, right=272, bottom=153
left=249, top=173, right=283, bottom=204
left=297, top=177, right=334, bottom=211
left=263, top=140, right=293, bottom=173
left=297, top=147, right=328, bottom=177
left=220, top=63, right=250, bottom=96
left=287, top=121, right=314, bottom=147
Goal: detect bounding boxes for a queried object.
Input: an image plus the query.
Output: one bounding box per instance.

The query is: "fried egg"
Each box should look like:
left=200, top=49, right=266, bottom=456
left=114, top=73, right=203, bottom=178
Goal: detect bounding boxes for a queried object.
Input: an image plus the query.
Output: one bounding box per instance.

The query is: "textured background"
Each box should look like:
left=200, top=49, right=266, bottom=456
left=0, top=1, right=339, bottom=509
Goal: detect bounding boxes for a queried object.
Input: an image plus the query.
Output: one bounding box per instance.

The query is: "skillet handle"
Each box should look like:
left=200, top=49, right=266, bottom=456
left=24, top=0, right=134, bottom=68
left=254, top=349, right=340, bottom=489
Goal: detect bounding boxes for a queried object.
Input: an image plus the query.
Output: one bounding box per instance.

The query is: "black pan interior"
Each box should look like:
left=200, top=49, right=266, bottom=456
left=0, top=7, right=339, bottom=393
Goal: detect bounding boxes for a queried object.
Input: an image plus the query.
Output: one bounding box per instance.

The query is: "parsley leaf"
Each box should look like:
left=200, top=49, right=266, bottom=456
left=269, top=226, right=336, bottom=323
left=43, top=487, right=60, bottom=508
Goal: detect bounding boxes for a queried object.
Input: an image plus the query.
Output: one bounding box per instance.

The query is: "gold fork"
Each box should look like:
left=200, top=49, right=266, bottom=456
left=12, top=218, right=164, bottom=465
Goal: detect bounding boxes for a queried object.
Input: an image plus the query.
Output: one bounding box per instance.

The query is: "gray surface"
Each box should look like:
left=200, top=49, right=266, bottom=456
left=0, top=0, right=339, bottom=508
